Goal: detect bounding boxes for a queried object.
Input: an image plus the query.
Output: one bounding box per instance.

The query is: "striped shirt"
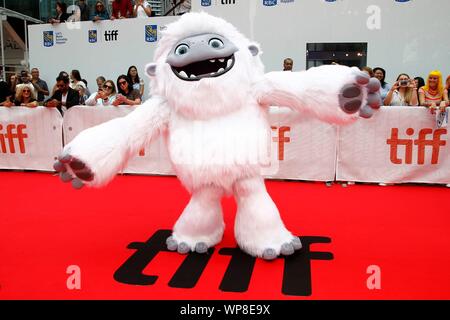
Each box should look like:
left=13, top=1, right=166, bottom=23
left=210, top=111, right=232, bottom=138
left=419, top=87, right=443, bottom=105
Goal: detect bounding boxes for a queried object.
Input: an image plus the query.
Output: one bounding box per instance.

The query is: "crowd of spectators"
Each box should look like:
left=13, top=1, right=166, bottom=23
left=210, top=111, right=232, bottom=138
left=1, top=59, right=449, bottom=113
left=0, top=66, right=148, bottom=114
left=48, top=0, right=192, bottom=22
left=359, top=66, right=449, bottom=112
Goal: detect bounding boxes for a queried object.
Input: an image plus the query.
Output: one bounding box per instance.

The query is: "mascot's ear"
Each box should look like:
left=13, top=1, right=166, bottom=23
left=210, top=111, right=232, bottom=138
left=248, top=44, right=260, bottom=57
left=145, top=63, right=157, bottom=77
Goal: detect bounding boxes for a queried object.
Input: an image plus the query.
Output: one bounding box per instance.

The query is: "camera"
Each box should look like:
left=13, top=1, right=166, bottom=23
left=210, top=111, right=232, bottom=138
left=399, top=80, right=409, bottom=87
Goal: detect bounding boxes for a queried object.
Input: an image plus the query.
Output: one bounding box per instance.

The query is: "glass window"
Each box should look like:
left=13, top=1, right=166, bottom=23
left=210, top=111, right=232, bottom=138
left=306, top=43, right=368, bottom=69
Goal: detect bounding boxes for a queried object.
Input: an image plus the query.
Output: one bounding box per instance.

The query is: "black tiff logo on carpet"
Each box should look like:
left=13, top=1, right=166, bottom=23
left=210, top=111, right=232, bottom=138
left=113, top=229, right=333, bottom=296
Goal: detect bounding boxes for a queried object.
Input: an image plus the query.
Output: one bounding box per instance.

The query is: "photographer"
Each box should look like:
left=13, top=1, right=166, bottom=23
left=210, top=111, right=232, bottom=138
left=384, top=73, right=418, bottom=106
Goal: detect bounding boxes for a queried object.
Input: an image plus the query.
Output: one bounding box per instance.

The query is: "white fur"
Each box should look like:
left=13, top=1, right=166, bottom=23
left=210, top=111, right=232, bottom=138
left=172, top=185, right=225, bottom=249
left=233, top=176, right=294, bottom=257
left=168, top=102, right=270, bottom=193
left=65, top=96, right=170, bottom=187
left=254, top=65, right=362, bottom=125
left=63, top=13, right=367, bottom=258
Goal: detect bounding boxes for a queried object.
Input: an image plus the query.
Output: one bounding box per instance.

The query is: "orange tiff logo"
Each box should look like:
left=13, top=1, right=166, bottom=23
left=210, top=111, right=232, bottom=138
left=0, top=124, right=28, bottom=154
left=386, top=128, right=447, bottom=165
left=271, top=126, right=290, bottom=161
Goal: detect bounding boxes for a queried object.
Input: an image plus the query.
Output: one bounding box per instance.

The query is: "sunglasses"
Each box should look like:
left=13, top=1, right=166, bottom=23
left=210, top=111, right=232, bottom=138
left=119, top=81, right=127, bottom=85
left=103, top=85, right=113, bottom=90
left=23, top=90, right=31, bottom=93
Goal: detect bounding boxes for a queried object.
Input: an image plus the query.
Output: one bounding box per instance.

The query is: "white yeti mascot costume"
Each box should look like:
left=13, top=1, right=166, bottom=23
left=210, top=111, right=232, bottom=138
left=54, top=13, right=381, bottom=260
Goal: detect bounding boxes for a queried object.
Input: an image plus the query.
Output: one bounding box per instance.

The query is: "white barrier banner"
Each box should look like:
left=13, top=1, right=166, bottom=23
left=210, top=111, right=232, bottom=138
left=337, top=106, right=450, bottom=184
left=63, top=106, right=175, bottom=175
left=0, top=107, right=63, bottom=171
left=266, top=107, right=337, bottom=181
left=63, top=106, right=337, bottom=180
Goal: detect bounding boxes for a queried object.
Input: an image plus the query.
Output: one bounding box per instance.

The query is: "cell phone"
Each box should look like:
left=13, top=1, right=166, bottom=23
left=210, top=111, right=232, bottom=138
left=399, top=80, right=409, bottom=87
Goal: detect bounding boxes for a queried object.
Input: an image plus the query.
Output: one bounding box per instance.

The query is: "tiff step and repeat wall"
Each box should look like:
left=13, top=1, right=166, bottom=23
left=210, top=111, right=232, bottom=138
left=0, top=106, right=449, bottom=184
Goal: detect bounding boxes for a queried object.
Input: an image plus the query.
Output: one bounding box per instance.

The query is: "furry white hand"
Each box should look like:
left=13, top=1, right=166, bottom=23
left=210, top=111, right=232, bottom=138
left=339, top=67, right=382, bottom=118
left=53, top=116, right=130, bottom=189
left=257, top=65, right=382, bottom=124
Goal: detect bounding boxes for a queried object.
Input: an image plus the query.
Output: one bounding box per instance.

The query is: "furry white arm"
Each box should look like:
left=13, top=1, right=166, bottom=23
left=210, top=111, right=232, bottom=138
left=55, top=96, right=170, bottom=188
left=254, top=65, right=382, bottom=124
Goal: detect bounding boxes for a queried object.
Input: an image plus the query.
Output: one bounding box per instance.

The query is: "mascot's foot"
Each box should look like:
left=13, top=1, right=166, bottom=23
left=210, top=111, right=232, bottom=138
left=261, top=237, right=303, bottom=260
left=238, top=233, right=303, bottom=261
left=233, top=176, right=303, bottom=260
left=166, top=235, right=214, bottom=254
left=168, top=185, right=225, bottom=254
left=339, top=68, right=382, bottom=119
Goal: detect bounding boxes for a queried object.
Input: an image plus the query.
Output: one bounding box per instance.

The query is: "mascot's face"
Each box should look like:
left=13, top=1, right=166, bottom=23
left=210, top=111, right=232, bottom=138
left=146, top=13, right=264, bottom=120
left=167, top=33, right=238, bottom=82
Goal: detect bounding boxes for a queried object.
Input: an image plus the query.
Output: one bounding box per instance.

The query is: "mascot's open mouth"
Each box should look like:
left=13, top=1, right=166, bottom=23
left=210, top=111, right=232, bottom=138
left=171, top=54, right=235, bottom=81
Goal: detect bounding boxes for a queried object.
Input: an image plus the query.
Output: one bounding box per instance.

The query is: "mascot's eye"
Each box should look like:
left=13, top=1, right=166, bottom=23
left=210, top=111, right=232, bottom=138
left=175, top=44, right=189, bottom=56
left=208, top=38, right=224, bottom=49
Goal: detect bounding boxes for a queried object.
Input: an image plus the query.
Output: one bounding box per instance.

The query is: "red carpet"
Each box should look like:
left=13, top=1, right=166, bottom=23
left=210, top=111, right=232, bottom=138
left=0, top=171, right=449, bottom=300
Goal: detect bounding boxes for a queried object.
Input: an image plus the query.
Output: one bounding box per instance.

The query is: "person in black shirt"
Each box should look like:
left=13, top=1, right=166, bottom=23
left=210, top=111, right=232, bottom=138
left=78, top=0, right=91, bottom=21
left=0, top=80, right=12, bottom=106
left=113, top=75, right=142, bottom=106
left=2, top=84, right=38, bottom=108
left=44, top=75, right=80, bottom=114
left=49, top=2, right=70, bottom=24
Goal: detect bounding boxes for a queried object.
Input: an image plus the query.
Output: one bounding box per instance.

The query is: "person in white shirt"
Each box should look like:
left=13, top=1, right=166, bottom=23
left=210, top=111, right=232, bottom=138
left=85, top=80, right=117, bottom=106
left=384, top=73, right=419, bottom=107
left=133, top=0, right=152, bottom=18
